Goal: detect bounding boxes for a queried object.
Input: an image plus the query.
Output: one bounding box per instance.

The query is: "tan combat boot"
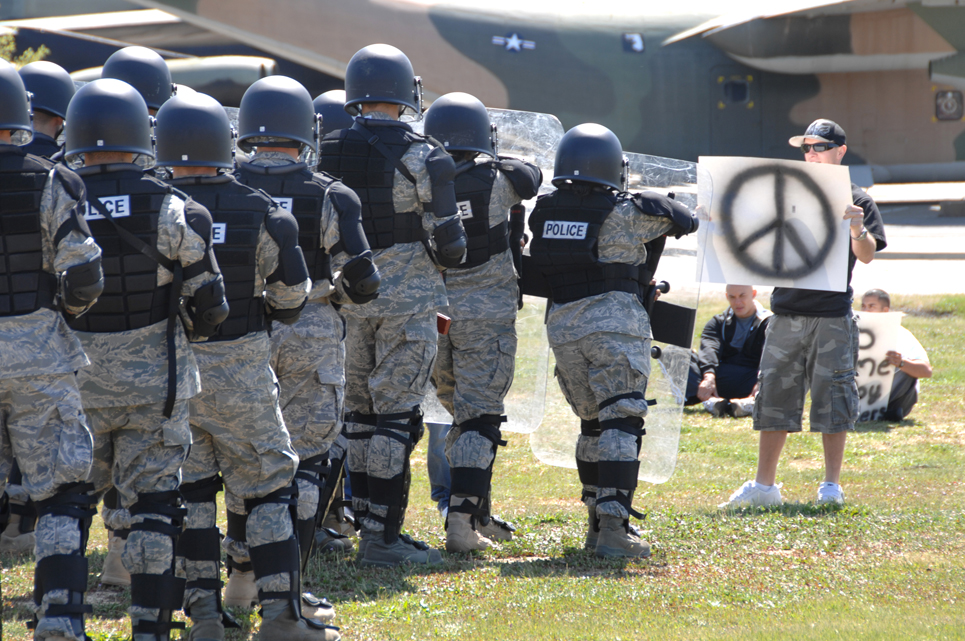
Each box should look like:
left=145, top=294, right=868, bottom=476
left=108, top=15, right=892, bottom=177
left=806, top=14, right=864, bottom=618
left=595, top=515, right=651, bottom=558
left=223, top=568, right=258, bottom=608
left=0, top=505, right=35, bottom=554
left=445, top=512, right=492, bottom=553
left=99, top=535, right=131, bottom=586
left=187, top=618, right=225, bottom=641
left=257, top=607, right=340, bottom=641
left=313, top=527, right=355, bottom=554
left=476, top=515, right=515, bottom=542
left=301, top=593, right=335, bottom=623
left=584, top=506, right=600, bottom=551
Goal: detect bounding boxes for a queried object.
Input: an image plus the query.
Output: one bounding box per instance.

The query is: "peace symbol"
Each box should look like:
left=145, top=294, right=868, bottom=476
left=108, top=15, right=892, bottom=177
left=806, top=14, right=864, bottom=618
left=719, top=165, right=836, bottom=279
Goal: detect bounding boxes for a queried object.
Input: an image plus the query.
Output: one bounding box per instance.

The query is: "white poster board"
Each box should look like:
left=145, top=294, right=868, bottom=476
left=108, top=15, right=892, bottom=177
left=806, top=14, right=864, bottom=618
left=855, top=311, right=903, bottom=422
left=696, top=156, right=853, bottom=291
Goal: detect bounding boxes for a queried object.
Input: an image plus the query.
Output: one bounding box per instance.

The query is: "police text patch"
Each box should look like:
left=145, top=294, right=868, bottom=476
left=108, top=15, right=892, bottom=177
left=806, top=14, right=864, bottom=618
left=212, top=222, right=227, bottom=244
left=542, top=220, right=587, bottom=240
left=84, top=195, right=131, bottom=220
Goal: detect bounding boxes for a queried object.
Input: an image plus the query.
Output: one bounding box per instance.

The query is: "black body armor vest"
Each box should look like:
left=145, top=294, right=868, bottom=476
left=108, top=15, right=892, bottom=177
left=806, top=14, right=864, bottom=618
left=452, top=161, right=509, bottom=269
left=317, top=122, right=427, bottom=250
left=173, top=175, right=269, bottom=341
left=0, top=148, right=58, bottom=316
left=68, top=168, right=174, bottom=333
left=529, top=189, right=649, bottom=304
left=235, top=162, right=332, bottom=283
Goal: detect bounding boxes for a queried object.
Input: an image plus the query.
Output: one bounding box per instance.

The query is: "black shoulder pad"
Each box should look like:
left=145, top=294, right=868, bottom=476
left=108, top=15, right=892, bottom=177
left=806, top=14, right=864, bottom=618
left=265, top=206, right=301, bottom=250
left=425, top=146, right=458, bottom=218
left=52, top=165, right=86, bottom=201
left=183, top=196, right=214, bottom=243
left=631, top=191, right=698, bottom=239
left=496, top=157, right=542, bottom=200
left=328, top=181, right=369, bottom=256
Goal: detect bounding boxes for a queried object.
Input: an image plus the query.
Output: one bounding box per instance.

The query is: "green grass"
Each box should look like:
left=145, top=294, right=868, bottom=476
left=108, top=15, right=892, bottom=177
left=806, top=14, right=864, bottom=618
left=3, top=294, right=964, bottom=640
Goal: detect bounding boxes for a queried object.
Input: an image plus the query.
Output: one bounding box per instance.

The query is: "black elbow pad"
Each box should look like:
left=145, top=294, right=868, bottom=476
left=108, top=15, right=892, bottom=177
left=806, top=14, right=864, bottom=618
left=497, top=158, right=542, bottom=200
left=190, top=278, right=229, bottom=338
left=62, top=258, right=104, bottom=309
left=328, top=182, right=370, bottom=256
left=266, top=299, right=307, bottom=325
left=432, top=218, right=467, bottom=268
left=425, top=146, right=458, bottom=218
left=265, top=208, right=311, bottom=286
left=342, top=250, right=381, bottom=304
left=632, top=192, right=698, bottom=238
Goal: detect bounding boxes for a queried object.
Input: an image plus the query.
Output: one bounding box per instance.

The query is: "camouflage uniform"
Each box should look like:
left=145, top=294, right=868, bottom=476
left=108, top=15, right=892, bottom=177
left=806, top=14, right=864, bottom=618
left=0, top=149, right=101, bottom=641
left=435, top=162, right=538, bottom=536
left=170, top=174, right=309, bottom=627
left=536, top=197, right=674, bottom=521
left=233, top=151, right=357, bottom=567
left=324, top=112, right=459, bottom=546
left=73, top=167, right=223, bottom=639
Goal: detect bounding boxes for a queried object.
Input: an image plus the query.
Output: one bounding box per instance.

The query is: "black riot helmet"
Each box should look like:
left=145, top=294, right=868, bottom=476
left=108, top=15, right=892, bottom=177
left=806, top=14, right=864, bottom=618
left=18, top=61, right=75, bottom=119
left=237, top=75, right=319, bottom=155
left=0, top=59, right=33, bottom=145
left=155, top=92, right=234, bottom=169
left=424, top=92, right=496, bottom=158
left=552, top=123, right=627, bottom=191
left=64, top=78, right=155, bottom=167
left=101, top=46, right=175, bottom=111
left=313, top=89, right=354, bottom=136
left=344, top=44, right=422, bottom=117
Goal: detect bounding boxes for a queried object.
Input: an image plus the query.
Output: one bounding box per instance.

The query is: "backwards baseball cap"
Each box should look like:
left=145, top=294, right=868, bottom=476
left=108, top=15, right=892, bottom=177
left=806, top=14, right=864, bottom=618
left=789, top=119, right=846, bottom=147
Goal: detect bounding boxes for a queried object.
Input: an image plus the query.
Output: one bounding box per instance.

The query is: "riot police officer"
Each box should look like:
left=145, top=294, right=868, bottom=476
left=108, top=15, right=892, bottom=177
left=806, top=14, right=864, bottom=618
left=64, top=78, right=228, bottom=640
left=155, top=92, right=339, bottom=641
left=18, top=60, right=75, bottom=159
left=526, top=124, right=697, bottom=558
left=1, top=61, right=79, bottom=557
left=316, top=43, right=467, bottom=567
left=232, top=75, right=380, bottom=599
left=101, top=46, right=175, bottom=115
left=312, top=90, right=354, bottom=140
left=0, top=57, right=103, bottom=641
left=423, top=93, right=541, bottom=553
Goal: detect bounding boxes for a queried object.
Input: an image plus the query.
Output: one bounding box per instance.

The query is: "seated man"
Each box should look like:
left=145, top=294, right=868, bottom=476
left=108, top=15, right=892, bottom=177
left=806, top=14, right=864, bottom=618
left=686, top=285, right=772, bottom=417
left=860, top=289, right=932, bottom=421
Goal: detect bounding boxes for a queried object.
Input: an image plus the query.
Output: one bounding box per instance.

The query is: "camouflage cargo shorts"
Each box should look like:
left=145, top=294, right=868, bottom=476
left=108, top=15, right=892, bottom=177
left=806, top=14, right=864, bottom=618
left=753, top=314, right=859, bottom=434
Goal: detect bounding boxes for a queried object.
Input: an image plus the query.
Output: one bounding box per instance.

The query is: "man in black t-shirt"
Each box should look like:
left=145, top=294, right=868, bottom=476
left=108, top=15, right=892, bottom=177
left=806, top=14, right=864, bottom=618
left=721, top=119, right=887, bottom=509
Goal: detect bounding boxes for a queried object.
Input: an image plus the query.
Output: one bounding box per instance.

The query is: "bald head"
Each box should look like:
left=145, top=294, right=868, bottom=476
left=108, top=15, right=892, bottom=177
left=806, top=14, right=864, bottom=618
left=725, top=285, right=757, bottom=319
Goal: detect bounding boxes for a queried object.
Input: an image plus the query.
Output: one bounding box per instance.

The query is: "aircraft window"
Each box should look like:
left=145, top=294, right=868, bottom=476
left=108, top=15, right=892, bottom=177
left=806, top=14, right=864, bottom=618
left=723, top=80, right=749, bottom=104
left=936, top=90, right=963, bottom=121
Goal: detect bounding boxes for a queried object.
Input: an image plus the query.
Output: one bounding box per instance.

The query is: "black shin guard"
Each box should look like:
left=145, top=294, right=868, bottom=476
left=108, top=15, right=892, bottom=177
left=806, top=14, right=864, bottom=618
left=178, top=476, right=238, bottom=628
left=576, top=418, right=602, bottom=505
left=129, top=490, right=187, bottom=640
left=344, top=412, right=377, bottom=525
left=31, top=482, right=97, bottom=636
left=294, top=454, right=330, bottom=570
left=244, top=484, right=310, bottom=622
left=225, top=510, right=252, bottom=575
left=367, top=408, right=423, bottom=544
left=448, top=415, right=507, bottom=526
left=595, top=417, right=646, bottom=520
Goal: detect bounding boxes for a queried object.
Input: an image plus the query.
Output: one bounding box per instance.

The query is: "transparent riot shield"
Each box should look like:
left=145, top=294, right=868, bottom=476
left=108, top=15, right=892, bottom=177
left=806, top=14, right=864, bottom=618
left=529, top=152, right=701, bottom=484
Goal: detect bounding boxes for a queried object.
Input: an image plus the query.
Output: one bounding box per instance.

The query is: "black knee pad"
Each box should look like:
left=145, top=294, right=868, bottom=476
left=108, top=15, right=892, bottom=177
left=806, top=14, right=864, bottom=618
left=129, top=490, right=188, bottom=639
left=35, top=482, right=96, bottom=548
left=344, top=412, right=378, bottom=517
left=368, top=408, right=423, bottom=543
left=225, top=510, right=252, bottom=574
left=449, top=415, right=507, bottom=518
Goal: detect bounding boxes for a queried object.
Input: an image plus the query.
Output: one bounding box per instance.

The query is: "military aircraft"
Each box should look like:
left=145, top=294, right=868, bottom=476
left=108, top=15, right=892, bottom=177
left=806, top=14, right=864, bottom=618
left=104, top=0, right=965, bottom=183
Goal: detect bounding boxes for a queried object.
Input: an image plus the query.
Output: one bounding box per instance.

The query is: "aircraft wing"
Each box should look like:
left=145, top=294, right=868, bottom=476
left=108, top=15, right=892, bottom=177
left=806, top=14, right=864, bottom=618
left=663, top=0, right=964, bottom=81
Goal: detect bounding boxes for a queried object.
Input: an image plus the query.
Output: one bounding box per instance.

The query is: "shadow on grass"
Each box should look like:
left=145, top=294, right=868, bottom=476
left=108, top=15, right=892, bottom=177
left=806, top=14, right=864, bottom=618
left=705, top=501, right=870, bottom=520
left=490, top=547, right=669, bottom=579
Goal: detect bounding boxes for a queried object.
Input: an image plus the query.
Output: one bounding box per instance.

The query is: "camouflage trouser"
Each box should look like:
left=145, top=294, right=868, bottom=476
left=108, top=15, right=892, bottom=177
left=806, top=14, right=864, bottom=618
left=753, top=314, right=859, bottom=434
left=343, top=310, right=436, bottom=536
left=182, top=385, right=298, bottom=616
left=552, top=332, right=651, bottom=520
left=270, top=305, right=345, bottom=524
left=86, top=400, right=190, bottom=629
left=0, top=372, right=93, bottom=641
left=436, top=319, right=517, bottom=504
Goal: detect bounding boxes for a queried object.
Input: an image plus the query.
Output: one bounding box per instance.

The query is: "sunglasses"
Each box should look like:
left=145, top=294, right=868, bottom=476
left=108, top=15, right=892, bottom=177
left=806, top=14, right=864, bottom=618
left=800, top=142, right=838, bottom=153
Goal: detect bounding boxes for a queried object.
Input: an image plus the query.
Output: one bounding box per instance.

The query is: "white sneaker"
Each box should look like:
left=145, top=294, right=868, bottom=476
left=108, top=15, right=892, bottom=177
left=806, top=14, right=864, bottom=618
left=702, top=399, right=729, bottom=418
left=817, top=482, right=845, bottom=505
left=730, top=399, right=754, bottom=418
left=719, top=480, right=783, bottom=509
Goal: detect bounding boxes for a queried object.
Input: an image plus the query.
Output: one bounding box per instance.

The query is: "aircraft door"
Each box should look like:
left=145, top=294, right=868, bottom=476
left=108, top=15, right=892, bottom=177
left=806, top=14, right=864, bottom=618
left=710, top=65, right=762, bottom=157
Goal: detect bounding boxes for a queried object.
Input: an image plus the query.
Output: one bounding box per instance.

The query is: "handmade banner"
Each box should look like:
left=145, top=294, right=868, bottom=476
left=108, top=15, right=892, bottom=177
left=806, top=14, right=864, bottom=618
left=696, top=156, right=853, bottom=291
left=854, top=311, right=903, bottom=422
